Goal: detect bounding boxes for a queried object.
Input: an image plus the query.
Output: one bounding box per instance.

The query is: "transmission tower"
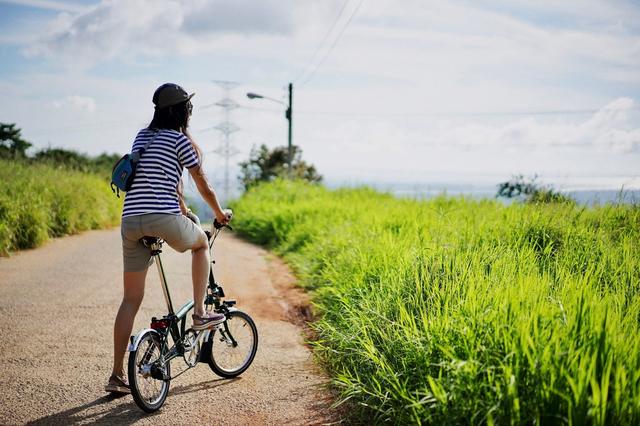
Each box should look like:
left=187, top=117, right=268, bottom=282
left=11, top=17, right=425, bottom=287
left=212, top=80, right=241, bottom=203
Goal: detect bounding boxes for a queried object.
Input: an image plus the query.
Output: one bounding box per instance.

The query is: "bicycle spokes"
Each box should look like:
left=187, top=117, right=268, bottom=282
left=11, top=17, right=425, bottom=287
left=206, top=311, right=258, bottom=378
left=132, top=334, right=168, bottom=408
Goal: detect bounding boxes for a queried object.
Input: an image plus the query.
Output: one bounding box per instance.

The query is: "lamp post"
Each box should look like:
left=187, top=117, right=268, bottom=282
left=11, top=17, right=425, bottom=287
left=246, top=83, right=294, bottom=177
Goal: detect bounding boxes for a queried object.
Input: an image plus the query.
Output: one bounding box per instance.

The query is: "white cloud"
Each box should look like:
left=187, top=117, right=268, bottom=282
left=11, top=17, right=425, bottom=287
left=51, top=95, right=97, bottom=112
left=4, top=0, right=640, bottom=185
left=308, top=97, right=640, bottom=153
left=324, top=1, right=640, bottom=92
left=443, top=98, right=640, bottom=153
left=24, top=0, right=339, bottom=66
left=20, top=0, right=640, bottom=88
left=291, top=96, right=640, bottom=184
left=0, top=0, right=88, bottom=13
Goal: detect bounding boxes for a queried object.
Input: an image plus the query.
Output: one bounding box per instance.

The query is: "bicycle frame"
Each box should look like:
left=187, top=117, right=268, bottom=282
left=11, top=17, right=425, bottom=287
left=127, top=222, right=258, bottom=412
left=127, top=239, right=194, bottom=359
left=128, top=229, right=237, bottom=358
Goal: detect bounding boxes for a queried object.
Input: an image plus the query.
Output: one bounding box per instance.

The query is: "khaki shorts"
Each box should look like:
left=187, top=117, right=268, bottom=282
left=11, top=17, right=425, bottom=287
left=121, top=213, right=206, bottom=272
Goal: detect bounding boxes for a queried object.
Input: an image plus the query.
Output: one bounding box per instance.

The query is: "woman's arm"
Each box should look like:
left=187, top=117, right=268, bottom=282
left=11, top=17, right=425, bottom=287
left=188, top=165, right=229, bottom=224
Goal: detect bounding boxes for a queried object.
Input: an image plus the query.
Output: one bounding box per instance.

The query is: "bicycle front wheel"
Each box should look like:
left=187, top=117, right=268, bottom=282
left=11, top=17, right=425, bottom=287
left=128, top=330, right=171, bottom=412
left=206, top=310, right=258, bottom=378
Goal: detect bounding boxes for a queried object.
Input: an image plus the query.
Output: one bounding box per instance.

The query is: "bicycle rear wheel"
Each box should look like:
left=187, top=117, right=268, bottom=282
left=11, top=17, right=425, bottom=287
left=205, top=310, right=258, bottom=378
left=128, top=330, right=171, bottom=412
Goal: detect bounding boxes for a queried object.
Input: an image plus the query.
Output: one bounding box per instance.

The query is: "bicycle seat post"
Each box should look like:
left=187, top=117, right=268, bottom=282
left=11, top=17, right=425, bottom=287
left=142, top=237, right=175, bottom=315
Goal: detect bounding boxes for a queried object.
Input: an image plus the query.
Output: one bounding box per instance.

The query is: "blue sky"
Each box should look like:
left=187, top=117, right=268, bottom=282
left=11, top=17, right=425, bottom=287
left=1, top=0, right=639, bottom=193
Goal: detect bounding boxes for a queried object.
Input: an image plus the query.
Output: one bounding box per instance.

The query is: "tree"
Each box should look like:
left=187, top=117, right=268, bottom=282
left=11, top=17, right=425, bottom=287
left=91, top=152, right=122, bottom=172
left=33, top=148, right=91, bottom=171
left=497, top=175, right=574, bottom=204
left=238, top=144, right=322, bottom=190
left=0, top=123, right=32, bottom=159
left=33, top=148, right=120, bottom=174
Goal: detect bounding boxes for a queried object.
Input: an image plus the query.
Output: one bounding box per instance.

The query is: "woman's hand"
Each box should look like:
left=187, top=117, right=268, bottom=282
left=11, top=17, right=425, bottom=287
left=214, top=208, right=233, bottom=226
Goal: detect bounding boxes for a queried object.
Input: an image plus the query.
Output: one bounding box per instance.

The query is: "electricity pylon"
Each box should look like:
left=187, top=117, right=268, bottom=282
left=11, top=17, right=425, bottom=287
left=212, top=80, right=241, bottom=203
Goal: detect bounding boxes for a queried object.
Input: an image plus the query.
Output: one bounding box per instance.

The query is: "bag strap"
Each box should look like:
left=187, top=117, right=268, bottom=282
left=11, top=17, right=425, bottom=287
left=110, top=182, right=120, bottom=198
left=131, top=129, right=160, bottom=162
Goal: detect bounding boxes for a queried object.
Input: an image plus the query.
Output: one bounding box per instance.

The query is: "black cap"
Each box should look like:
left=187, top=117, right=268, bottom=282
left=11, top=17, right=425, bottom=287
left=152, top=83, right=195, bottom=109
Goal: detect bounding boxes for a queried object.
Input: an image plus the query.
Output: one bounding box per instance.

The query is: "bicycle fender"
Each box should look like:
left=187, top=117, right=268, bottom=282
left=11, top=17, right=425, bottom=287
left=128, top=328, right=162, bottom=352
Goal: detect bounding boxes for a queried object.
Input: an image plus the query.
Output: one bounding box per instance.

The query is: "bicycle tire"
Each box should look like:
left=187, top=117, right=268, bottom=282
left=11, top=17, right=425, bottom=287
left=128, top=330, right=171, bottom=412
left=204, top=310, right=258, bottom=378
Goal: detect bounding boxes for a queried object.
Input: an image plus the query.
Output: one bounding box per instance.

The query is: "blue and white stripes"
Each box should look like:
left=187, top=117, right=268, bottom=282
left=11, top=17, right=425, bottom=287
left=122, top=128, right=199, bottom=218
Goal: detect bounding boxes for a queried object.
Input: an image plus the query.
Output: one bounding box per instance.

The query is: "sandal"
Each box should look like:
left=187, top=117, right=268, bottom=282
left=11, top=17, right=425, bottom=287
left=192, top=312, right=225, bottom=330
left=105, top=374, right=130, bottom=394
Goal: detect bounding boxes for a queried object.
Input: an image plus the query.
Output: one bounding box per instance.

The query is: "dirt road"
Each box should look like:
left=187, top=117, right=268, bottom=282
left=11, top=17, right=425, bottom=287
left=0, top=228, right=337, bottom=425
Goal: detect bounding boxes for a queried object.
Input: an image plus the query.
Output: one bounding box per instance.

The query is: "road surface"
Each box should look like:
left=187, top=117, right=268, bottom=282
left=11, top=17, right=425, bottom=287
left=0, top=228, right=337, bottom=425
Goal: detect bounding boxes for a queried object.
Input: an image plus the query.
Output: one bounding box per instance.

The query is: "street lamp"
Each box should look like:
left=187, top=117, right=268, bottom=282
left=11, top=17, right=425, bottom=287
left=245, top=93, right=263, bottom=100
left=246, top=83, right=294, bottom=177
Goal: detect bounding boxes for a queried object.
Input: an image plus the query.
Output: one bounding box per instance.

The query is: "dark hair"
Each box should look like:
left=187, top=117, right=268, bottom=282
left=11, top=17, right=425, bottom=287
left=148, top=101, right=202, bottom=164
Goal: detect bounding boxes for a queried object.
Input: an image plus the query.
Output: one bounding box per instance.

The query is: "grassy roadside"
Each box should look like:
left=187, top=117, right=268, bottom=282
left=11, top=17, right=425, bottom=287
left=0, top=159, right=121, bottom=255
left=231, top=179, right=640, bottom=425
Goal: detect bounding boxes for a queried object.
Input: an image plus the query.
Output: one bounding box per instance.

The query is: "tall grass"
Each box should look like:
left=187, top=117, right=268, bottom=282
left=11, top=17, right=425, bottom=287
left=232, top=179, right=640, bottom=425
left=0, top=159, right=121, bottom=254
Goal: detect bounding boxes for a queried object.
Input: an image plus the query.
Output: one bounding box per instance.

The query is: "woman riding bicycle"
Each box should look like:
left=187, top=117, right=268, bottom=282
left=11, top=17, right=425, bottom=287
left=106, top=83, right=230, bottom=394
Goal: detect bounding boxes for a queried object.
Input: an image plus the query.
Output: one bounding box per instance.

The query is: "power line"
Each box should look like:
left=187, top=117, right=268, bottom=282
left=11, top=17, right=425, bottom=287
left=25, top=105, right=639, bottom=140
left=238, top=104, right=640, bottom=118
left=299, top=0, right=366, bottom=87
left=301, top=106, right=640, bottom=118
left=292, top=0, right=351, bottom=84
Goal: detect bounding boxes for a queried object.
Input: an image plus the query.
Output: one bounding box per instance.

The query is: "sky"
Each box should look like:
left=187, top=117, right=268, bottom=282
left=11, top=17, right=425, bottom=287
left=1, top=0, right=639, bottom=197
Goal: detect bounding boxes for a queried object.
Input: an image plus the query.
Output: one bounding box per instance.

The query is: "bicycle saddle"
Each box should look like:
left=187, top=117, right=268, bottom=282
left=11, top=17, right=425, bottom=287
left=140, top=236, right=163, bottom=247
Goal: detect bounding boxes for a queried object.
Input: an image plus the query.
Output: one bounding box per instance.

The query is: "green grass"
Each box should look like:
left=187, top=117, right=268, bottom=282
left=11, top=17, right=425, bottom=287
left=231, top=179, right=640, bottom=425
left=0, top=159, right=121, bottom=254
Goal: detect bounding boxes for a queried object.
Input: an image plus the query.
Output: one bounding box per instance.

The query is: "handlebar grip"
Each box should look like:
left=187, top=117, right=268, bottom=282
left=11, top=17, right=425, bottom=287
left=213, top=209, right=234, bottom=230
left=213, top=219, right=233, bottom=231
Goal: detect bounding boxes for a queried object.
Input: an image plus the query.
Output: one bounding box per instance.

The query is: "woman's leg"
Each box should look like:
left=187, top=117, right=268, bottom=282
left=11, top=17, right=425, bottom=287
left=191, top=234, right=210, bottom=317
left=111, top=268, right=148, bottom=378
left=147, top=213, right=221, bottom=323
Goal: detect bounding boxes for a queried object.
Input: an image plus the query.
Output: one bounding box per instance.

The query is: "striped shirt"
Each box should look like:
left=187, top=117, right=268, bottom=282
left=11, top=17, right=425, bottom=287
left=122, top=128, right=199, bottom=218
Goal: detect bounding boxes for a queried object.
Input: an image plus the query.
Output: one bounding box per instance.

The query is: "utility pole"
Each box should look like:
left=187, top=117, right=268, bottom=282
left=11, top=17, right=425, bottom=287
left=212, top=80, right=240, bottom=203
left=246, top=82, right=294, bottom=178
left=286, top=82, right=293, bottom=178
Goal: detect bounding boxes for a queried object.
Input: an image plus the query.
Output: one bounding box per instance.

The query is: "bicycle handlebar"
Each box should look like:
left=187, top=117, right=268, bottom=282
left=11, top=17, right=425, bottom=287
left=208, top=219, right=232, bottom=248
left=213, top=219, right=233, bottom=231
left=213, top=209, right=233, bottom=230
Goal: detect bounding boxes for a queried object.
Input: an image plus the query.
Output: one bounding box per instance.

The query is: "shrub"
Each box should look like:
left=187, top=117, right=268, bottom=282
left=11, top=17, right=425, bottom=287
left=0, top=159, right=121, bottom=254
left=497, top=174, right=574, bottom=204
